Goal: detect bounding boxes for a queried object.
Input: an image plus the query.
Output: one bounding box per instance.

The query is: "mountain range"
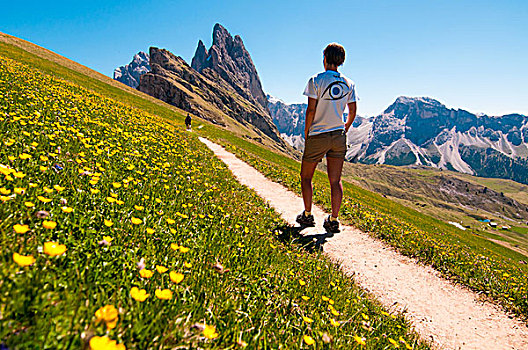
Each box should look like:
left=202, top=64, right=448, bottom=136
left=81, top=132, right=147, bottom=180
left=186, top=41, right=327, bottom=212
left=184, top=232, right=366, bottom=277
left=269, top=96, right=528, bottom=184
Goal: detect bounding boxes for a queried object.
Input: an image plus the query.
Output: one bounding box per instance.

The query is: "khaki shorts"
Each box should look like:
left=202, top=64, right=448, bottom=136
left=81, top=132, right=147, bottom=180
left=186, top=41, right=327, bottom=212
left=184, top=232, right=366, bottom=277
left=303, top=129, right=347, bottom=163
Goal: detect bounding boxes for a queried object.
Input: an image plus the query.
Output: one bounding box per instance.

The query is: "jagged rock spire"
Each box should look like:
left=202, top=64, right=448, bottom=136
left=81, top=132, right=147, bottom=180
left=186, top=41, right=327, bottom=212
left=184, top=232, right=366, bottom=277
left=191, top=23, right=269, bottom=109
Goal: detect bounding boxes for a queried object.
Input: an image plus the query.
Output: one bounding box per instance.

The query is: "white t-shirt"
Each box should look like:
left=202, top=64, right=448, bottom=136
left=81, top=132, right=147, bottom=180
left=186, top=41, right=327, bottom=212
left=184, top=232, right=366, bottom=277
left=303, top=70, right=357, bottom=136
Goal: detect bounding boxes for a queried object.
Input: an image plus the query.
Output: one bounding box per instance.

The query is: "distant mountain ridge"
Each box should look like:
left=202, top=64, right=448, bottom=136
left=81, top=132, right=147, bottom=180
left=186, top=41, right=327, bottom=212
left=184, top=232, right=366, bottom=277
left=267, top=95, right=306, bottom=150
left=268, top=96, right=528, bottom=184
left=113, top=51, right=150, bottom=88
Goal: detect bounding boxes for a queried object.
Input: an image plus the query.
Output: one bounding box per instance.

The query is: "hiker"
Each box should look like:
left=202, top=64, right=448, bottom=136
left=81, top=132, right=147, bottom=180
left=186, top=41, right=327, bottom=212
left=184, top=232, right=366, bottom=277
left=185, top=113, right=192, bottom=130
left=296, top=43, right=357, bottom=233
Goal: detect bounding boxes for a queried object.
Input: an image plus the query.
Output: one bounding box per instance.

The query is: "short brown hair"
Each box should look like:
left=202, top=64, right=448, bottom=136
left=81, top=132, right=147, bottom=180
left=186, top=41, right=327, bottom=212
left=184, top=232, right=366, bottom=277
left=323, top=43, right=345, bottom=66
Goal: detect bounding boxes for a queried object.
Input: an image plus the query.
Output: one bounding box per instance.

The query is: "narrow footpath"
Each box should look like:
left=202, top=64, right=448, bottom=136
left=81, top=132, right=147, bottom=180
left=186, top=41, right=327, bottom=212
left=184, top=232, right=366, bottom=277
left=199, top=137, right=528, bottom=350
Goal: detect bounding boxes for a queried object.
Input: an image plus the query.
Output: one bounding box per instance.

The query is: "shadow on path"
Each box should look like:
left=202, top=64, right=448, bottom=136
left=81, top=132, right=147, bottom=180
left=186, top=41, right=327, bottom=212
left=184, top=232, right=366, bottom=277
left=274, top=224, right=333, bottom=253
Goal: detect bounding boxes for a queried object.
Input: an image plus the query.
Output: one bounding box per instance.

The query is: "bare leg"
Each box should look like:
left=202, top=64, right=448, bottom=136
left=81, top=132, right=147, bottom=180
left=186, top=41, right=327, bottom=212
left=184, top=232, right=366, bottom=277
left=300, top=160, right=318, bottom=213
left=326, top=157, right=344, bottom=218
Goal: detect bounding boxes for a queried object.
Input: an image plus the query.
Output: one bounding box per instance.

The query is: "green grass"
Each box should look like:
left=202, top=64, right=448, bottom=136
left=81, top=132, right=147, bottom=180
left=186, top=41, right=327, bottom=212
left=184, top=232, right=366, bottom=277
left=0, top=54, right=428, bottom=349
left=512, top=226, right=528, bottom=235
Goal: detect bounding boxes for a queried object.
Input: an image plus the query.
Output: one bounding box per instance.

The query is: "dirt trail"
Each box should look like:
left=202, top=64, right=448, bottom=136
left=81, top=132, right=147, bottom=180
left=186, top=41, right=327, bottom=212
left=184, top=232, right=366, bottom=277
left=199, top=138, right=528, bottom=350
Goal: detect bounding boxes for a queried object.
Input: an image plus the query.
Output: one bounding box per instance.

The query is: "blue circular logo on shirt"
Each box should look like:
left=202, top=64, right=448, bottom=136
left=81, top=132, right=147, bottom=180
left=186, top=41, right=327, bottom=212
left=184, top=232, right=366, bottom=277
left=332, top=86, right=341, bottom=96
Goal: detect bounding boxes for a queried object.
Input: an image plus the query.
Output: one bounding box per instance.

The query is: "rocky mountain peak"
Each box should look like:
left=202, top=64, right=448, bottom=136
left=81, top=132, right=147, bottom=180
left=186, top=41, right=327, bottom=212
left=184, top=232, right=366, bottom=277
left=137, top=46, right=283, bottom=145
left=134, top=51, right=149, bottom=63
left=191, top=23, right=268, bottom=109
left=212, top=23, right=232, bottom=49
left=190, top=40, right=208, bottom=72
left=114, top=51, right=151, bottom=88
left=149, top=47, right=189, bottom=73
left=384, top=96, right=446, bottom=116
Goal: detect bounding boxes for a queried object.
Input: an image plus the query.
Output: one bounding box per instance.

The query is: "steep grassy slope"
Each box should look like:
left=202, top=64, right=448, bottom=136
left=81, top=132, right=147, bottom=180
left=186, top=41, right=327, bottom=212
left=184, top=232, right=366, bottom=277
left=0, top=55, right=427, bottom=349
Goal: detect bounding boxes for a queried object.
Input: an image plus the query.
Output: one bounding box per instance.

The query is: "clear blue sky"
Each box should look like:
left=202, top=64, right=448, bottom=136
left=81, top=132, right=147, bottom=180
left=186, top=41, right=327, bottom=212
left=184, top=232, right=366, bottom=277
left=3, top=0, right=527, bottom=116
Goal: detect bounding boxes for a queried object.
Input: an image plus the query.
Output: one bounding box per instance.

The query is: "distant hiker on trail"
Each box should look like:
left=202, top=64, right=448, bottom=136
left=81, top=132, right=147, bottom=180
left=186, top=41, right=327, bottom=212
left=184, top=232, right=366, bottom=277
left=185, top=113, right=192, bottom=130
left=296, top=43, right=357, bottom=233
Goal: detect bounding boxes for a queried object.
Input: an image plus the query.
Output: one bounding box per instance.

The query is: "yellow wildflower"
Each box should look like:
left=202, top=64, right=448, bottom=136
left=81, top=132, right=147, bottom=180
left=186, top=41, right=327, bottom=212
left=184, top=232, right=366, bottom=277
left=330, top=318, right=340, bottom=327
left=169, top=271, right=184, bottom=284
left=388, top=338, right=399, bottom=348
left=170, top=243, right=179, bottom=250
left=95, top=305, right=119, bottom=329
left=62, top=206, right=73, bottom=213
left=139, top=269, right=154, bottom=278
left=13, top=252, right=36, bottom=266
left=43, top=242, right=66, bottom=256
left=203, top=324, right=218, bottom=339
left=299, top=279, right=306, bottom=286
left=353, top=335, right=366, bottom=346
left=24, top=201, right=35, bottom=207
left=303, top=335, right=315, bottom=345
left=42, top=220, right=57, bottom=229
left=14, top=187, right=25, bottom=195
left=156, top=265, right=168, bottom=273
left=184, top=262, right=192, bottom=268
left=130, top=287, right=149, bottom=302
left=179, top=246, right=189, bottom=253
left=53, top=185, right=65, bottom=192
left=302, top=316, right=313, bottom=323
left=89, top=336, right=126, bottom=350
left=146, top=228, right=154, bottom=234
left=104, top=219, right=113, bottom=227
left=37, top=196, right=52, bottom=203
left=131, top=217, right=142, bottom=225
left=14, top=224, right=30, bottom=234
left=155, top=289, right=173, bottom=300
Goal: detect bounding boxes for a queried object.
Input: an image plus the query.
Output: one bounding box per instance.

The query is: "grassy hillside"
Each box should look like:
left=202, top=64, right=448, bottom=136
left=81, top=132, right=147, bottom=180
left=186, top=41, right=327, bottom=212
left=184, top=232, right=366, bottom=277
left=0, top=55, right=427, bottom=348
left=338, top=163, right=528, bottom=256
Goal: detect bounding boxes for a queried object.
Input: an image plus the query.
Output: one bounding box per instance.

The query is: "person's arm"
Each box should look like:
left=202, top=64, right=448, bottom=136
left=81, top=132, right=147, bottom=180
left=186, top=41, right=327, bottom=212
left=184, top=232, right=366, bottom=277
left=345, top=102, right=357, bottom=133
left=304, top=97, right=317, bottom=139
